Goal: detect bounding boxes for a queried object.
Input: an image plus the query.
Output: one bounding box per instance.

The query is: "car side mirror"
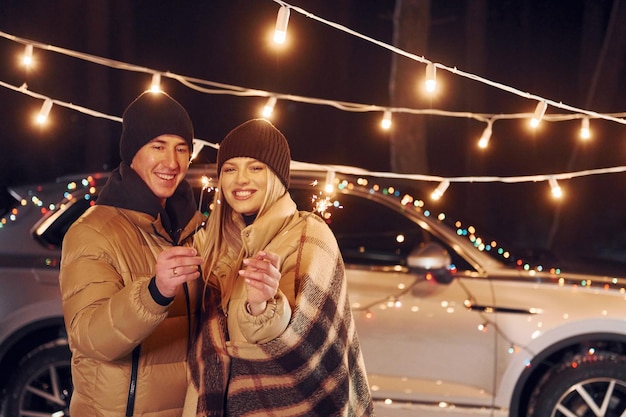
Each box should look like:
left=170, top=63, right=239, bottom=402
left=407, top=242, right=454, bottom=284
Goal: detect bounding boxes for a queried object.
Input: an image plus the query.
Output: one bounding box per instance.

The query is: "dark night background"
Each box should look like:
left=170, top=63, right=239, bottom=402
left=1, top=0, right=626, bottom=266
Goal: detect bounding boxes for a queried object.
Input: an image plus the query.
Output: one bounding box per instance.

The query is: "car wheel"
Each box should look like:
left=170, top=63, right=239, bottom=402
left=4, top=340, right=72, bottom=417
left=528, top=352, right=626, bottom=417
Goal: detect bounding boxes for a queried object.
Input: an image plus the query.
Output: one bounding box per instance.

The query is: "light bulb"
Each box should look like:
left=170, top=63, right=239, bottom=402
left=478, top=124, right=492, bottom=148
left=425, top=63, right=437, bottom=93
left=431, top=180, right=449, bottom=200
left=580, top=117, right=591, bottom=140
left=273, top=6, right=290, bottom=44
left=36, top=99, right=53, bottom=125
left=381, top=110, right=392, bottom=130
left=324, top=170, right=335, bottom=194
left=549, top=177, right=562, bottom=198
left=530, top=101, right=547, bottom=128
left=150, top=73, right=162, bottom=93
left=262, top=96, right=277, bottom=118
left=22, top=44, right=34, bottom=67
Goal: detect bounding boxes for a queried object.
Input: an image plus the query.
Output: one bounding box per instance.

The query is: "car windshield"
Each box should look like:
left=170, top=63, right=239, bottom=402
left=291, top=175, right=557, bottom=273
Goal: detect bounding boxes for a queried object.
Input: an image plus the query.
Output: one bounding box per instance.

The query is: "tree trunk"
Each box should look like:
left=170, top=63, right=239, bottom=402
left=462, top=0, right=489, bottom=230
left=83, top=1, right=115, bottom=172
left=583, top=0, right=626, bottom=111
left=547, top=0, right=626, bottom=251
left=389, top=0, right=430, bottom=174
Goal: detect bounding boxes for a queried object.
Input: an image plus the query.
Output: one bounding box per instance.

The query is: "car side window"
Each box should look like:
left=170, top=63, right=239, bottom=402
left=34, top=197, right=93, bottom=249
left=290, top=189, right=474, bottom=271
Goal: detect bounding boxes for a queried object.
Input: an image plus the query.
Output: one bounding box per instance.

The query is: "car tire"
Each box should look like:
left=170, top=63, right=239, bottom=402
left=3, top=340, right=72, bottom=417
left=528, top=351, right=626, bottom=417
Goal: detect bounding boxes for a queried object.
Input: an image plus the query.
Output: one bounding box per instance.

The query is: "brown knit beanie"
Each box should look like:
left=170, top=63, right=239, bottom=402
left=217, top=119, right=291, bottom=188
left=120, top=91, right=194, bottom=163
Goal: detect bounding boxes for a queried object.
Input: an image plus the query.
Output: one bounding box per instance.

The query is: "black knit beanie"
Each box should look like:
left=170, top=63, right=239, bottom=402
left=120, top=91, right=194, bottom=163
left=217, top=119, right=291, bottom=188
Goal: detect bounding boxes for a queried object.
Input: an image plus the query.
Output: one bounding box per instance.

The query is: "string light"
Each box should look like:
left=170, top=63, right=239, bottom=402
left=263, top=3, right=626, bottom=126
left=22, top=44, right=34, bottom=67
left=425, top=62, right=437, bottom=93
left=3, top=24, right=626, bottom=194
left=167, top=137, right=626, bottom=188
left=580, top=117, right=591, bottom=140
left=1, top=3, right=626, bottom=241
left=8, top=78, right=626, bottom=193
left=3, top=30, right=626, bottom=131
left=381, top=110, right=392, bottom=130
left=530, top=101, right=548, bottom=128
left=35, top=98, right=53, bottom=125
left=431, top=180, right=450, bottom=200
left=273, top=6, right=290, bottom=44
left=262, top=96, right=277, bottom=118
left=150, top=73, right=162, bottom=93
left=549, top=177, right=563, bottom=199
left=477, top=122, right=493, bottom=149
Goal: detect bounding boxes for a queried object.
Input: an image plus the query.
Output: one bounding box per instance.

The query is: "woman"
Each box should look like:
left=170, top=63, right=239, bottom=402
left=185, top=118, right=373, bottom=416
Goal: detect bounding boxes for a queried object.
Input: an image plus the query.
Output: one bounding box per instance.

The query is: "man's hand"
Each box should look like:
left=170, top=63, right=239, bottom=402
left=155, top=247, right=203, bottom=298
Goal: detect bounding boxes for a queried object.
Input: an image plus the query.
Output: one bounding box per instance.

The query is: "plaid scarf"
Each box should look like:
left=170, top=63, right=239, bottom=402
left=189, top=217, right=373, bottom=417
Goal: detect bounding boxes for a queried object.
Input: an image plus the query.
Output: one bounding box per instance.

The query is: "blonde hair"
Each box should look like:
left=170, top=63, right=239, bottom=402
left=200, top=165, right=286, bottom=291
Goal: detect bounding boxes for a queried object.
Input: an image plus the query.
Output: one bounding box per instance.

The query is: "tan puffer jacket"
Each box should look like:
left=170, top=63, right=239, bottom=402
left=60, top=205, right=205, bottom=417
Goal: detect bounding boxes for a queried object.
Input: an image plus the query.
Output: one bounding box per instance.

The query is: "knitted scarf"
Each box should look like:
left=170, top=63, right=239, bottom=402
left=97, top=162, right=197, bottom=243
left=189, top=218, right=373, bottom=417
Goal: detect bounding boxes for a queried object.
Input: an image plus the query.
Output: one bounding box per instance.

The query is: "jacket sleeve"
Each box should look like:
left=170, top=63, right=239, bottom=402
left=235, top=239, right=301, bottom=344
left=59, top=219, right=170, bottom=361
left=236, top=290, right=291, bottom=344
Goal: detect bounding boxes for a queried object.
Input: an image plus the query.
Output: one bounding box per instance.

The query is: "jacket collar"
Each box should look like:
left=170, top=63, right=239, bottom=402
left=238, top=193, right=297, bottom=255
left=97, top=162, right=198, bottom=243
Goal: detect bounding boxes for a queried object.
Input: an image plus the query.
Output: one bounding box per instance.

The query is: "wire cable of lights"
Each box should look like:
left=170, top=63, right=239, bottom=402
left=2, top=28, right=626, bottom=198
left=2, top=30, right=626, bottom=130
left=3, top=73, right=626, bottom=199
left=270, top=0, right=626, bottom=126
left=4, top=77, right=626, bottom=202
left=3, top=77, right=622, bottom=189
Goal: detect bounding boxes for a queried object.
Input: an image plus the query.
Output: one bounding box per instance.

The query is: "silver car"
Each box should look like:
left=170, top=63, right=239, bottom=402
left=1, top=165, right=626, bottom=417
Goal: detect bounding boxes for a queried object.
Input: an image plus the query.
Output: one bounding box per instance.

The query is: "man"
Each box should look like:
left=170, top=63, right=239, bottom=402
left=60, top=91, right=204, bottom=416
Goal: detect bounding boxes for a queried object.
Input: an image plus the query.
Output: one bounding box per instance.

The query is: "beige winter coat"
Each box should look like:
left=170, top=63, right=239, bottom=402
left=183, top=193, right=373, bottom=416
left=60, top=204, right=205, bottom=417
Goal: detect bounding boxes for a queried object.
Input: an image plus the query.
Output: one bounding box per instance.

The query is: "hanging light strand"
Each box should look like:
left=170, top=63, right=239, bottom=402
left=4, top=78, right=626, bottom=192
left=266, top=2, right=626, bottom=125
left=2, top=29, right=626, bottom=127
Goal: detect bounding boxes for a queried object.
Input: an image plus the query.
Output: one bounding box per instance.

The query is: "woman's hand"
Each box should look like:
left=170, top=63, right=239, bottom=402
left=240, top=251, right=281, bottom=316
